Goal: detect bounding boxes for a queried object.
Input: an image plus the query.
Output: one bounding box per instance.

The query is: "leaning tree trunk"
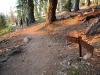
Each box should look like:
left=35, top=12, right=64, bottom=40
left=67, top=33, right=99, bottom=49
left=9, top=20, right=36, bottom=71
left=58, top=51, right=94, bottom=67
left=85, top=0, right=90, bottom=6
left=28, top=0, right=35, bottom=24
left=46, top=0, right=58, bottom=24
left=74, top=0, right=80, bottom=12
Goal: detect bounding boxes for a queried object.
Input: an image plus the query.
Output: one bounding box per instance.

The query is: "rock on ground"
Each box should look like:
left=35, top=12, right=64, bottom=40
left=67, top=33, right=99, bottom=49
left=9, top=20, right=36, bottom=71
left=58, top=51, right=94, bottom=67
left=7, top=45, right=22, bottom=56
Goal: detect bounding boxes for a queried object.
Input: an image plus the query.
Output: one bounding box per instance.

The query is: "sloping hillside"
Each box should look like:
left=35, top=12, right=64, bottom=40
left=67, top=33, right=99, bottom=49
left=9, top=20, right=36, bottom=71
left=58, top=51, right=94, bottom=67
left=0, top=9, right=100, bottom=75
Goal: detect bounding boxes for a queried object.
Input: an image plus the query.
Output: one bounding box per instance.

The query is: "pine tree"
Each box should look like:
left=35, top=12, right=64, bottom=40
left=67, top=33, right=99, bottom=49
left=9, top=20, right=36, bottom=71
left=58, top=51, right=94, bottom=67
left=46, top=0, right=58, bottom=24
left=28, top=0, right=35, bottom=24
left=74, top=0, right=80, bottom=11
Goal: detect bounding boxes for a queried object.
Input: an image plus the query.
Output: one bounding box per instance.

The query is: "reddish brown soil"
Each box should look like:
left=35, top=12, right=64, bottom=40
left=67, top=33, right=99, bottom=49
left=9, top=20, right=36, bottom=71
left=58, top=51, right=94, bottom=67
left=0, top=10, right=100, bottom=75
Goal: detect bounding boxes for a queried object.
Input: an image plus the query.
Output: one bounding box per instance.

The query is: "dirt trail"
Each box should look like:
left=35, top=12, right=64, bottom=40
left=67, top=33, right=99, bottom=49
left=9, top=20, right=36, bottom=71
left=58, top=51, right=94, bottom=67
left=0, top=23, right=73, bottom=75
left=1, top=10, right=100, bottom=75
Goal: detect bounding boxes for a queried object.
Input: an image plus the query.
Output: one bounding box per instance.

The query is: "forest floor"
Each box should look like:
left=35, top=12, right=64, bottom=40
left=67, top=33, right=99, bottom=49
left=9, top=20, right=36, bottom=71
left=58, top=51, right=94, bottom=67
left=0, top=9, right=100, bottom=75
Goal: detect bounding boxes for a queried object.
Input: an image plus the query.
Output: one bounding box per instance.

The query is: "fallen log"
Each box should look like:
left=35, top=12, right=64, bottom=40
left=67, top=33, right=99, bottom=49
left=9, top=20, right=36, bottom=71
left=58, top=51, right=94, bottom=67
left=76, top=10, right=100, bottom=22
left=85, top=18, right=100, bottom=35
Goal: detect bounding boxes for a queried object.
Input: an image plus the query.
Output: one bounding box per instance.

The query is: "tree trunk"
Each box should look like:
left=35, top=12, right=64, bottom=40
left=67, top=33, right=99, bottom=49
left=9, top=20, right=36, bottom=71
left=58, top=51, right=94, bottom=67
left=66, top=0, right=72, bottom=11
left=46, top=0, right=58, bottom=24
left=38, top=0, right=42, bottom=16
left=34, top=0, right=39, bottom=17
left=74, top=0, right=80, bottom=12
left=92, top=0, right=98, bottom=4
left=28, top=0, right=35, bottom=24
left=80, top=0, right=83, bottom=7
left=59, top=0, right=62, bottom=11
left=57, top=0, right=63, bottom=12
left=43, top=0, right=48, bottom=15
left=85, top=0, right=90, bottom=6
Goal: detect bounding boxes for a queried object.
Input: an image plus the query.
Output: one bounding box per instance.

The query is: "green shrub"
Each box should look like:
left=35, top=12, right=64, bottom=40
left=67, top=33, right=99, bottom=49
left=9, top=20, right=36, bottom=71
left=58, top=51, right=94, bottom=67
left=0, top=14, right=6, bottom=28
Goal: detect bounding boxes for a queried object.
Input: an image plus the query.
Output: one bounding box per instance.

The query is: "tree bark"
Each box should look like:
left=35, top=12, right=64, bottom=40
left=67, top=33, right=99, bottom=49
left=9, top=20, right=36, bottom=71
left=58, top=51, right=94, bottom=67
left=74, top=0, right=80, bottom=12
left=59, top=0, right=62, bottom=11
left=66, top=0, right=72, bottom=11
left=34, top=0, right=39, bottom=17
left=46, top=0, right=58, bottom=24
left=57, top=0, right=63, bottom=12
left=85, top=0, right=90, bottom=6
left=85, top=18, right=100, bottom=35
left=38, top=0, right=42, bottom=16
left=43, top=0, right=48, bottom=15
left=28, top=0, right=35, bottom=24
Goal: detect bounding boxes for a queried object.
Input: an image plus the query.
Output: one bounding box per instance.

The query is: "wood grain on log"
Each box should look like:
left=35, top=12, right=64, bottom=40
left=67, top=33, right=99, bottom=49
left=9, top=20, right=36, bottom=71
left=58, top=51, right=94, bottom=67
left=85, top=18, right=100, bottom=35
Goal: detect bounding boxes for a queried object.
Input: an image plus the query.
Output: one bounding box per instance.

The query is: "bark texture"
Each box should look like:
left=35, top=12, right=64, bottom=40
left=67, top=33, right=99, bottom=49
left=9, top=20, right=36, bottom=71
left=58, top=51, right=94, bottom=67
left=74, top=0, right=80, bottom=12
left=28, top=0, right=35, bottom=24
left=66, top=0, right=72, bottom=11
left=46, top=0, right=58, bottom=24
